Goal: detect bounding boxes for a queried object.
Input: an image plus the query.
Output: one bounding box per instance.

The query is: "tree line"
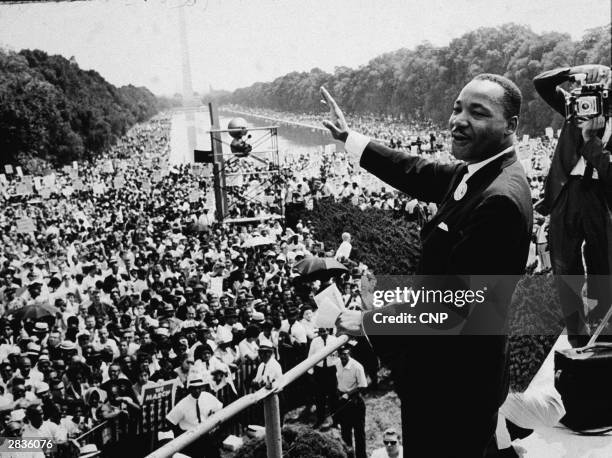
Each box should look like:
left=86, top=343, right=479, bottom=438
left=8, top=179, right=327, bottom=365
left=0, top=48, right=162, bottom=169
left=220, top=23, right=611, bottom=135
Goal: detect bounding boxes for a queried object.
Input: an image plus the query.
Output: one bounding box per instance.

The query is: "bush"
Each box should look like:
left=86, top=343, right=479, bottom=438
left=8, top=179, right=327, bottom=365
left=233, top=424, right=349, bottom=458
left=305, top=199, right=421, bottom=275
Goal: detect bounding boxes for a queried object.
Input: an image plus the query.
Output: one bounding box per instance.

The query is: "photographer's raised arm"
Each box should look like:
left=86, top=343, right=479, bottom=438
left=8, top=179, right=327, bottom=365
left=534, top=65, right=611, bottom=116
left=533, top=67, right=573, bottom=115
left=320, top=86, right=459, bottom=204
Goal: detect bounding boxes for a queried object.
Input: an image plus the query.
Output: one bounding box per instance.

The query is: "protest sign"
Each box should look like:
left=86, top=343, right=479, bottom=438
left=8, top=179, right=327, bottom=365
left=113, top=176, right=125, bottom=189
left=314, top=284, right=345, bottom=328
left=16, top=217, right=36, bottom=234
left=545, top=127, right=554, bottom=139
left=92, top=182, right=105, bottom=195
left=210, top=276, right=224, bottom=296
left=4, top=165, right=13, bottom=174
left=39, top=188, right=51, bottom=199
left=141, top=380, right=176, bottom=434
left=226, top=174, right=243, bottom=187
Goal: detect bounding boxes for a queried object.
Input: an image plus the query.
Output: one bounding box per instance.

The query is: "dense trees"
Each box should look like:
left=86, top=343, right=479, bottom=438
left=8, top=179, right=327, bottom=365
left=224, top=23, right=611, bottom=135
left=0, top=48, right=159, bottom=169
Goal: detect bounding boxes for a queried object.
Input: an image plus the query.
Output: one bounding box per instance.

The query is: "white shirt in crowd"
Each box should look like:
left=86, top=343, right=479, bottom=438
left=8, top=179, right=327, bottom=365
left=335, top=241, right=352, bottom=260
left=335, top=357, right=368, bottom=393
left=371, top=445, right=404, bottom=458
left=166, top=392, right=223, bottom=431
left=280, top=320, right=308, bottom=344
left=238, top=339, right=259, bottom=361
left=253, top=357, right=283, bottom=386
left=307, top=334, right=339, bottom=373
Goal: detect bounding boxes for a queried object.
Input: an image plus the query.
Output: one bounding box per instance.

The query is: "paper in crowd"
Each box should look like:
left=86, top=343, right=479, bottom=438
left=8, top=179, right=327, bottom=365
left=314, top=283, right=345, bottom=328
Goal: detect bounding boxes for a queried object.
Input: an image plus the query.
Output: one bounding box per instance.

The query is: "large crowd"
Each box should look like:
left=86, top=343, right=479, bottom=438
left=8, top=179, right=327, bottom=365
left=0, top=107, right=559, bottom=455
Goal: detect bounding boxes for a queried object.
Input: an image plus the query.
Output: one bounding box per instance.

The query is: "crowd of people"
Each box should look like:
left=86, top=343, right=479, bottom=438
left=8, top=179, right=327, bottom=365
left=237, top=105, right=558, bottom=273
left=0, top=113, right=377, bottom=457
left=0, top=105, right=562, bottom=456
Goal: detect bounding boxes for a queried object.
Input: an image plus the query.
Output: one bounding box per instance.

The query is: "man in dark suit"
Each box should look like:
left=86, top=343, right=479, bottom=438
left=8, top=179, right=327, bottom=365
left=322, top=73, right=533, bottom=457
left=533, top=65, right=612, bottom=346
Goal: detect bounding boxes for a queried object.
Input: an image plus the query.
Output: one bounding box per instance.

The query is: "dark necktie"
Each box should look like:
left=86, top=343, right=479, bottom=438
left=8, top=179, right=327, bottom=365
left=583, top=162, right=594, bottom=184
left=195, top=399, right=201, bottom=423
left=322, top=336, right=328, bottom=367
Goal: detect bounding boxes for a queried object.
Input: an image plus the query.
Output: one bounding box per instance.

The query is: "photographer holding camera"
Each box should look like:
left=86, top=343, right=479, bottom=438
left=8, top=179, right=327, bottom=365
left=534, top=64, right=612, bottom=347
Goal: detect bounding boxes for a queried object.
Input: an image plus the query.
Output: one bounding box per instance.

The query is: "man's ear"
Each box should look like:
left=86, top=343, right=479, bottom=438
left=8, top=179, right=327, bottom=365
left=506, top=116, right=518, bottom=136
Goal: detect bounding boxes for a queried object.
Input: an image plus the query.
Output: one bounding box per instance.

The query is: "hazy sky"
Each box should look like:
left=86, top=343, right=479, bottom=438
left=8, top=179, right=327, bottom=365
left=0, top=0, right=609, bottom=95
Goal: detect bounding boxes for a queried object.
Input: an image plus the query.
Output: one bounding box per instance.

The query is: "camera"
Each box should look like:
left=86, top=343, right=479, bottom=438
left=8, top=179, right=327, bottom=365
left=565, top=80, right=610, bottom=120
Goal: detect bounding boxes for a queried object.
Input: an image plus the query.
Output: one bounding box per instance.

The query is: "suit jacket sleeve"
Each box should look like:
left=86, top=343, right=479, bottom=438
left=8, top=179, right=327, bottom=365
left=360, top=141, right=460, bottom=204
left=362, top=195, right=528, bottom=362
left=533, top=67, right=571, bottom=116
left=581, top=137, right=612, bottom=184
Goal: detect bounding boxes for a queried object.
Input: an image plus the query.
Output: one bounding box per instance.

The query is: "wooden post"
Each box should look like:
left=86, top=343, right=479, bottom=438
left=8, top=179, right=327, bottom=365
left=263, top=394, right=282, bottom=458
left=209, top=102, right=227, bottom=220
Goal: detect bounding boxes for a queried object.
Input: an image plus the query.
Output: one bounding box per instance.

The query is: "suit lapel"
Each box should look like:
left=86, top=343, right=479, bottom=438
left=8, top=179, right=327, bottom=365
left=422, top=150, right=518, bottom=237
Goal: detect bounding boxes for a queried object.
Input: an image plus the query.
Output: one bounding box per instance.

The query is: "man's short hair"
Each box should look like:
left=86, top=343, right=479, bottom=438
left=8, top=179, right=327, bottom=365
left=472, top=73, right=522, bottom=119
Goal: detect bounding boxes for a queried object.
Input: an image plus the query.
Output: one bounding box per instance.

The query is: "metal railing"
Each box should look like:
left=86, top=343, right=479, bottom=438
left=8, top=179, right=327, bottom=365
left=146, top=334, right=349, bottom=458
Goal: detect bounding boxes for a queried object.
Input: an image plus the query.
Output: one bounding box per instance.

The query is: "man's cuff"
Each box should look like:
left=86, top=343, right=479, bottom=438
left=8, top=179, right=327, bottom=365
left=345, top=131, right=370, bottom=157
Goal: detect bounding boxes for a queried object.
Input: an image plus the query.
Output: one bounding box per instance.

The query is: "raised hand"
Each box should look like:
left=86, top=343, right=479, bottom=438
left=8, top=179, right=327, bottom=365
left=320, top=86, right=349, bottom=142
left=570, top=65, right=610, bottom=85
left=335, top=309, right=364, bottom=336
left=576, top=115, right=606, bottom=142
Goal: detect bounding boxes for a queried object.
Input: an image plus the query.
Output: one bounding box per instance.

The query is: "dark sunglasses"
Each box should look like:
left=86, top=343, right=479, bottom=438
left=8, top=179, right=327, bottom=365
left=384, top=440, right=398, bottom=445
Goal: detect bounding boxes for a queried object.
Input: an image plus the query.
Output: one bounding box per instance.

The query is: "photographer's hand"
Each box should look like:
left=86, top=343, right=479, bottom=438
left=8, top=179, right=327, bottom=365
left=577, top=115, right=606, bottom=142
left=569, top=65, right=610, bottom=84
left=320, top=86, right=349, bottom=142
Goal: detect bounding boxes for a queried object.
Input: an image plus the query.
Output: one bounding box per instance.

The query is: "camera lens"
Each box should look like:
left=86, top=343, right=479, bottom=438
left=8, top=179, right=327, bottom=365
left=581, top=102, right=591, bottom=110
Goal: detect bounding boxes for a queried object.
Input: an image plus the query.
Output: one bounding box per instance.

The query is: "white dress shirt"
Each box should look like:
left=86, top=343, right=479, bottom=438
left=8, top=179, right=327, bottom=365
left=253, top=357, right=283, bottom=386
left=166, top=392, right=223, bottom=431
left=238, top=339, right=259, bottom=361
left=280, top=320, right=308, bottom=344
left=308, top=335, right=339, bottom=369
left=570, top=157, right=599, bottom=179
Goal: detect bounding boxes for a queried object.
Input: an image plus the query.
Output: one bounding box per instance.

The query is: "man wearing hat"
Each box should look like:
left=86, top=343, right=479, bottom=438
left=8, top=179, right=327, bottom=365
left=215, top=308, right=237, bottom=345
left=252, top=343, right=282, bottom=390
left=31, top=322, right=49, bottom=347
left=161, top=302, right=181, bottom=335
left=166, top=376, right=223, bottom=458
